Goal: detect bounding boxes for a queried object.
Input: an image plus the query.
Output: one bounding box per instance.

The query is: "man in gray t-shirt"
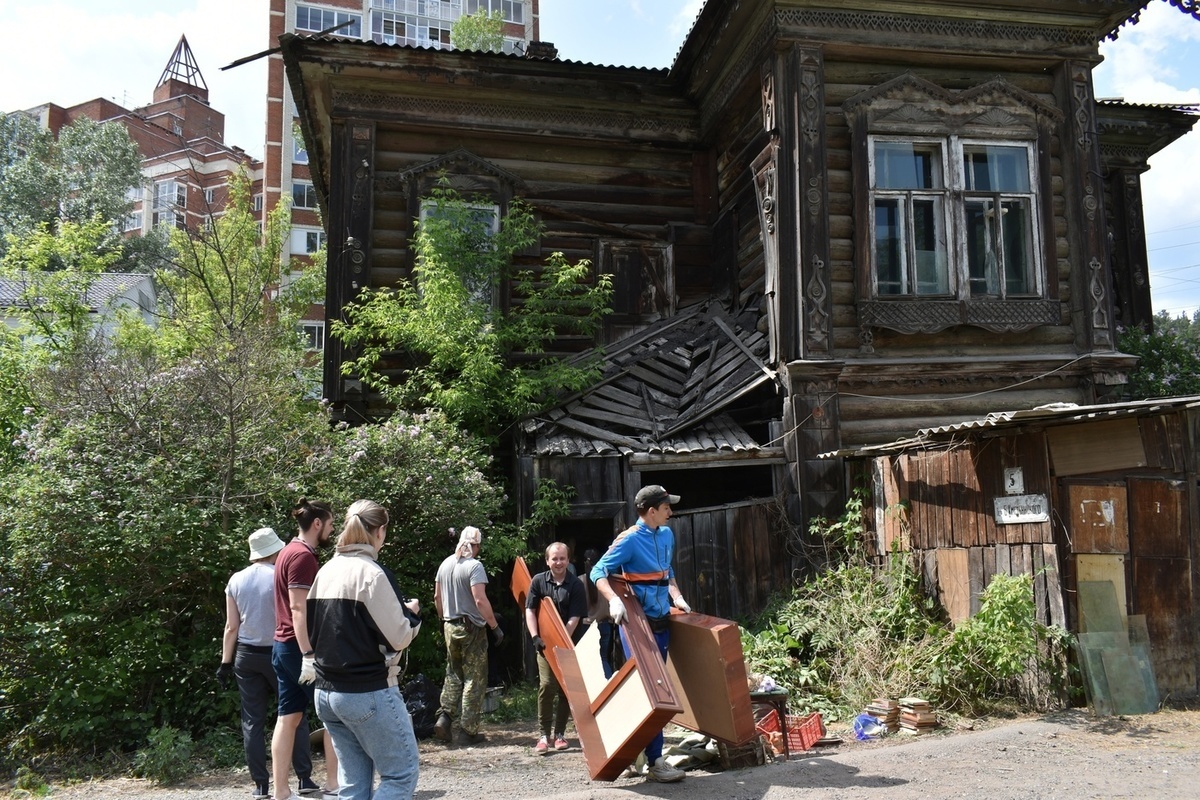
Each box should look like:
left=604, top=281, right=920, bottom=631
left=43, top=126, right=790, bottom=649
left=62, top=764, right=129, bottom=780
left=433, top=526, right=502, bottom=746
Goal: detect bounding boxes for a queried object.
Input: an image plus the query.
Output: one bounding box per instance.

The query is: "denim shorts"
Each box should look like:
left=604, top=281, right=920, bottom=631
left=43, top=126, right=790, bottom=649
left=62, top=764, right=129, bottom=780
left=272, top=639, right=315, bottom=716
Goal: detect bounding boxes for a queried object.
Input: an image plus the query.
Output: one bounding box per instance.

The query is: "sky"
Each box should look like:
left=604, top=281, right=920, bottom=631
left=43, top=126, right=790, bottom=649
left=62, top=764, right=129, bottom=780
left=1, top=0, right=1196, bottom=316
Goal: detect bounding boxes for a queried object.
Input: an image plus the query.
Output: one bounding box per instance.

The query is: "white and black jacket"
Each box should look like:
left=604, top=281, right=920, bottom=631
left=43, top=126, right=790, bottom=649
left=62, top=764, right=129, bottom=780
left=308, top=543, right=422, bottom=693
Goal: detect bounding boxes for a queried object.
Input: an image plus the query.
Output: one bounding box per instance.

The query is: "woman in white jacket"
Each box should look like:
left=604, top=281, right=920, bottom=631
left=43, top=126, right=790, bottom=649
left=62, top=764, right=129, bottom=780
left=307, top=500, right=422, bottom=800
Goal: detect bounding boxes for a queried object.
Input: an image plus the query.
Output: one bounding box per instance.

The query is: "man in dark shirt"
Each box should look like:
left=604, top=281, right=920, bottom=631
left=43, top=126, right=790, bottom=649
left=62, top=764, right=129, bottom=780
left=525, top=542, right=586, bottom=755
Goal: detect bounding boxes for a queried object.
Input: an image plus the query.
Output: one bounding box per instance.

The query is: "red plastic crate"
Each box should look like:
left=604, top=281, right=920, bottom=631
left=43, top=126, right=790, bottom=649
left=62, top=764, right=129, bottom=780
left=755, top=710, right=824, bottom=752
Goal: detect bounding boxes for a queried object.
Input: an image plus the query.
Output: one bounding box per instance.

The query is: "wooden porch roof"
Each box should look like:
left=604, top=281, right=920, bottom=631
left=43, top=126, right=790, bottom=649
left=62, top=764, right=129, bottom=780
left=521, top=302, right=780, bottom=457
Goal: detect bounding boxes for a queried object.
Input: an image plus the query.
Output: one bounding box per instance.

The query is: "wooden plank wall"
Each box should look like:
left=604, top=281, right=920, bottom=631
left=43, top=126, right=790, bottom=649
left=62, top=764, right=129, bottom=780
left=672, top=499, right=792, bottom=621
left=867, top=435, right=1065, bottom=626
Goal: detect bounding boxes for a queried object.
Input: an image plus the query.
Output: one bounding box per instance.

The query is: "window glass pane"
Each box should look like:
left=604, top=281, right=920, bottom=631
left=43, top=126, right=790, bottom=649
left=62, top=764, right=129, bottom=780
left=875, top=142, right=940, bottom=189
left=964, top=145, right=1029, bottom=192
left=1001, top=199, right=1034, bottom=295
left=912, top=198, right=948, bottom=295
left=965, top=199, right=998, bottom=295
left=874, top=200, right=904, bottom=295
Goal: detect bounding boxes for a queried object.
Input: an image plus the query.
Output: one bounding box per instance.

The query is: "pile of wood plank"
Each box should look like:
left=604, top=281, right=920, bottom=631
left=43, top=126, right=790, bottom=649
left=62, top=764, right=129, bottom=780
left=898, top=697, right=937, bottom=734
left=863, top=698, right=899, bottom=733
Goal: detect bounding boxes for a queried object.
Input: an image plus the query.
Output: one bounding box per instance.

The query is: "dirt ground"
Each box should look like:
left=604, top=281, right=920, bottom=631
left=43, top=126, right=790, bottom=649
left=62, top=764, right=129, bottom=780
left=20, top=705, right=1200, bottom=799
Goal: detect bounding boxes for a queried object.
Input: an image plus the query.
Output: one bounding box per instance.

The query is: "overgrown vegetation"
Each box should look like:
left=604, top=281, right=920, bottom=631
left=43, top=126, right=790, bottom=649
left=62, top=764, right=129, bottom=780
left=0, top=174, right=519, bottom=771
left=1118, top=311, right=1200, bottom=398
left=450, top=9, right=505, bottom=52
left=333, top=183, right=612, bottom=442
left=741, top=493, right=1074, bottom=722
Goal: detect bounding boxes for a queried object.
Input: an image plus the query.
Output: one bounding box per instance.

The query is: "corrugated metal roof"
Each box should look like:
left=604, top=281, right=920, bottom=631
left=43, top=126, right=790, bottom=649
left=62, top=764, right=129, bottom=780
left=821, top=395, right=1200, bottom=459
left=1098, top=99, right=1200, bottom=113
left=0, top=272, right=152, bottom=310
left=298, top=34, right=671, bottom=73
left=523, top=301, right=779, bottom=457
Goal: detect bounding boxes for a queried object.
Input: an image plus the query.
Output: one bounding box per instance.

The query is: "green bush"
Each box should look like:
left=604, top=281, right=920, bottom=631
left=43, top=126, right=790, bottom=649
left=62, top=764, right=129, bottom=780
left=132, top=725, right=194, bottom=785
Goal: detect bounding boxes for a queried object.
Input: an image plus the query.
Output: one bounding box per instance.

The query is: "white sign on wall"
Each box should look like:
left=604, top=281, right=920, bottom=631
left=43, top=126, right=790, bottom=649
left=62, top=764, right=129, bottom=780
left=994, top=494, right=1050, bottom=524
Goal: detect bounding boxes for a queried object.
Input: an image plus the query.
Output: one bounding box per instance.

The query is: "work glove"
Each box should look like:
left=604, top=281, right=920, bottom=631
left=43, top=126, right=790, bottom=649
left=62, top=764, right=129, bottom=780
left=298, top=654, right=316, bottom=685
left=215, top=662, right=234, bottom=690
left=674, top=595, right=692, bottom=614
left=531, top=635, right=546, bottom=654
left=608, top=596, right=627, bottom=625
left=489, top=624, right=505, bottom=646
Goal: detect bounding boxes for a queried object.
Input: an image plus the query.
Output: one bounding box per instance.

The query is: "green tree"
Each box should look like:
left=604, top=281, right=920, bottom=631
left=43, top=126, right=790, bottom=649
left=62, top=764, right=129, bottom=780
left=0, top=173, right=521, bottom=757
left=0, top=115, right=143, bottom=254
left=450, top=10, right=504, bottom=52
left=1118, top=311, right=1200, bottom=399
left=333, top=183, right=612, bottom=440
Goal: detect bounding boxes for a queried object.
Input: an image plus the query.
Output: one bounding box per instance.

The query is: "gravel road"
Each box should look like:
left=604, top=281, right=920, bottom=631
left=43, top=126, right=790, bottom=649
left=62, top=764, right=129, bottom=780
left=26, top=706, right=1200, bottom=799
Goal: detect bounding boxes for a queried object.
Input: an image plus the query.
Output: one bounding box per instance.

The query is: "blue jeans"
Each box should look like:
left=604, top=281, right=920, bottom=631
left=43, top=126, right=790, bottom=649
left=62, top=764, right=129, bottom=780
left=620, top=626, right=670, bottom=763
left=316, top=687, right=419, bottom=800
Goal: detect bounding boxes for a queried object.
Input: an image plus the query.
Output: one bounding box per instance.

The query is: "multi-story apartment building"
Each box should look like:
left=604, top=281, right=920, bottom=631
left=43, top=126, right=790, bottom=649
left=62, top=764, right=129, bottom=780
left=21, top=36, right=263, bottom=238
left=264, top=0, right=540, bottom=347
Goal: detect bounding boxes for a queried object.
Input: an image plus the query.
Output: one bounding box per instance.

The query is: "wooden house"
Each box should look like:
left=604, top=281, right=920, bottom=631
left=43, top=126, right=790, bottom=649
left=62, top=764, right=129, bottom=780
left=828, top=396, right=1200, bottom=695
left=281, top=0, right=1198, bottom=619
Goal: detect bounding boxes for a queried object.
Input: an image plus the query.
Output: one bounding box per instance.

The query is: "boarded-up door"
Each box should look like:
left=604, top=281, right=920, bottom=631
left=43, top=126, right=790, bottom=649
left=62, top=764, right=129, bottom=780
left=1128, top=477, right=1196, bottom=692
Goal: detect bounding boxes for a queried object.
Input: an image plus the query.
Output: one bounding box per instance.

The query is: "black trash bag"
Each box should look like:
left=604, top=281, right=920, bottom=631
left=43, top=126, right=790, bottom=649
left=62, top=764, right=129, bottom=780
left=403, top=673, right=439, bottom=740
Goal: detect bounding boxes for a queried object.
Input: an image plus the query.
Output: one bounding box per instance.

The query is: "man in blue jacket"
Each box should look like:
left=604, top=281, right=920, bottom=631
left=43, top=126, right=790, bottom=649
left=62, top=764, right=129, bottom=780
left=589, top=485, right=691, bottom=783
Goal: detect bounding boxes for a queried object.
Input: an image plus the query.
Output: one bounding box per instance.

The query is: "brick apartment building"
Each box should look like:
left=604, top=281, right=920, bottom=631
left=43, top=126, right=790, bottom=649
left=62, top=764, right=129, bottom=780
left=19, top=36, right=264, bottom=238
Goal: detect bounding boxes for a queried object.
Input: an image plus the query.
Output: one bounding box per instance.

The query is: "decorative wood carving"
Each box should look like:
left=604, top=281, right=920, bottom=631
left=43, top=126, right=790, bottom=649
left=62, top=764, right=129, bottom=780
left=776, top=9, right=1096, bottom=48
left=1065, top=62, right=1114, bottom=350
left=760, top=61, right=775, bottom=133
left=794, top=45, right=832, bottom=359
left=752, top=138, right=781, bottom=365
left=323, top=120, right=375, bottom=417
left=858, top=299, right=1061, bottom=334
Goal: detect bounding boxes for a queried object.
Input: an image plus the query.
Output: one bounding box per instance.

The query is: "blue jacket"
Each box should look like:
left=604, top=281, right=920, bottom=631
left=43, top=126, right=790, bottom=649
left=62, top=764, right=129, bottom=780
left=589, top=520, right=675, bottom=619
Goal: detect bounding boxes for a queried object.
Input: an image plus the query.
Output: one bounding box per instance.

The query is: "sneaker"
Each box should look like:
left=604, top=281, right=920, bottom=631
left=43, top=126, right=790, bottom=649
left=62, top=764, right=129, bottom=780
left=646, top=756, right=685, bottom=783
left=456, top=730, right=487, bottom=746
left=534, top=735, right=549, bottom=755
left=553, top=735, right=569, bottom=751
left=252, top=782, right=270, bottom=799
left=433, top=712, right=452, bottom=742
left=297, top=777, right=322, bottom=796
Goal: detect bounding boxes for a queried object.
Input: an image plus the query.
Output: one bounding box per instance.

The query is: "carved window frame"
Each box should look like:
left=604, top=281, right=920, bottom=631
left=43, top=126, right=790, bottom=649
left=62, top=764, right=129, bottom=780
left=846, top=75, right=1062, bottom=335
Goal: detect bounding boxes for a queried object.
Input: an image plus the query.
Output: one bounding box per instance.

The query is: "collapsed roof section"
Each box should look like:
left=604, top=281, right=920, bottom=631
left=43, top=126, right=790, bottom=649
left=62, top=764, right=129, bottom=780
left=521, top=301, right=781, bottom=458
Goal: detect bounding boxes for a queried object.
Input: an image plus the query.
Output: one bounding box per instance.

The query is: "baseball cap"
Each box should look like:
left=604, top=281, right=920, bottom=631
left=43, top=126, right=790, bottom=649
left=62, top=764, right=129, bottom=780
left=635, top=485, right=680, bottom=508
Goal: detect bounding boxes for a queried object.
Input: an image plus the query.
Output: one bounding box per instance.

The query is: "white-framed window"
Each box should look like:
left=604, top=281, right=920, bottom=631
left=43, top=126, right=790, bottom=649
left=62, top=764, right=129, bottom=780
left=292, top=182, right=319, bottom=209
left=869, top=136, right=1040, bottom=300
left=291, top=226, right=326, bottom=254
left=371, top=9, right=451, bottom=47
left=153, top=180, right=187, bottom=210
left=252, top=194, right=264, bottom=212
left=123, top=211, right=143, bottom=233
left=295, top=4, right=362, bottom=37
left=298, top=320, right=326, bottom=351
left=293, top=136, right=309, bottom=165
left=152, top=210, right=186, bottom=230
left=203, top=187, right=217, bottom=206
left=465, top=0, right=524, bottom=24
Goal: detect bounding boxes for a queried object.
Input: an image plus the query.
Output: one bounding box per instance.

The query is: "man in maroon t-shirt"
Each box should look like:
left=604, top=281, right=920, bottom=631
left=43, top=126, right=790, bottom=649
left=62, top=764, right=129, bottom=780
left=270, top=499, right=337, bottom=800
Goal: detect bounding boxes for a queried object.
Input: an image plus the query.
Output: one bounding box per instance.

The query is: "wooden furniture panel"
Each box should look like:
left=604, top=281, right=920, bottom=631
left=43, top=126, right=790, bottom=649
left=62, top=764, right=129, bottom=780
left=665, top=613, right=755, bottom=744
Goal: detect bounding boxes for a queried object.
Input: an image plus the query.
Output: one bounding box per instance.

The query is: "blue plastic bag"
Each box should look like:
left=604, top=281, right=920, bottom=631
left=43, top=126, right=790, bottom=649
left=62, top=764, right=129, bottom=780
left=853, top=713, right=886, bottom=741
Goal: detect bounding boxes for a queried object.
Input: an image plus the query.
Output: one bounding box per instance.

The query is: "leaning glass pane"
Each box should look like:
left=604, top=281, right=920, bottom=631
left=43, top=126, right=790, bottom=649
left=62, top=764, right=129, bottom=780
left=874, top=200, right=905, bottom=294
left=912, top=198, right=948, bottom=294
left=1002, top=199, right=1035, bottom=294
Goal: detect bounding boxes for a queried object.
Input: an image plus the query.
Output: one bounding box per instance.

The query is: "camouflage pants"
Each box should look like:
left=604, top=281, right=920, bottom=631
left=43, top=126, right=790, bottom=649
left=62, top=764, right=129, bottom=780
left=439, top=620, right=488, bottom=735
